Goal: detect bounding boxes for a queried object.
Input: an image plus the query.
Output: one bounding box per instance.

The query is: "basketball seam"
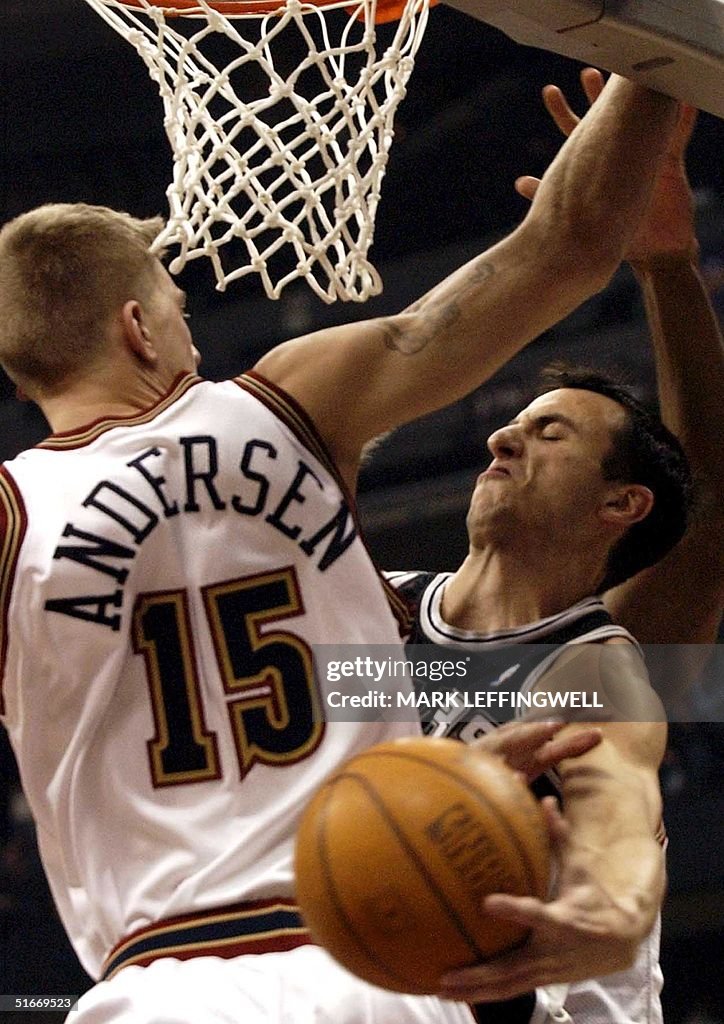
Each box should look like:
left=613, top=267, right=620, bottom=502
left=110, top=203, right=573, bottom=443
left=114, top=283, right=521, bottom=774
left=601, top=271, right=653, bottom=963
left=326, top=770, right=491, bottom=974
left=348, top=748, right=545, bottom=898
left=314, top=777, right=426, bottom=991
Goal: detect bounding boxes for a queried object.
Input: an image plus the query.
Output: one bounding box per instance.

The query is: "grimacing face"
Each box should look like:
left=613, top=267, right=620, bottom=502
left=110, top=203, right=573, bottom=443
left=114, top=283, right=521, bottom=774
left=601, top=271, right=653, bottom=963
left=466, top=387, right=630, bottom=545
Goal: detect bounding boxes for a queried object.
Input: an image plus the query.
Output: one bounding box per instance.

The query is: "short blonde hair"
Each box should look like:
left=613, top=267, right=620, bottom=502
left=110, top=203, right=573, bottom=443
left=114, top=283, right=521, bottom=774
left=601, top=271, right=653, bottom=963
left=0, top=204, right=165, bottom=391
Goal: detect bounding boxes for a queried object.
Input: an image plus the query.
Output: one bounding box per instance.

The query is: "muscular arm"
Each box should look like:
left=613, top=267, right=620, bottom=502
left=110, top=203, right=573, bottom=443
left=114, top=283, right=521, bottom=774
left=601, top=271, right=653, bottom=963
left=604, top=255, right=724, bottom=648
left=256, top=77, right=679, bottom=487
left=518, top=78, right=722, bottom=679
left=437, top=641, right=667, bottom=1002
left=599, top=106, right=724, bottom=709
left=534, top=643, right=666, bottom=943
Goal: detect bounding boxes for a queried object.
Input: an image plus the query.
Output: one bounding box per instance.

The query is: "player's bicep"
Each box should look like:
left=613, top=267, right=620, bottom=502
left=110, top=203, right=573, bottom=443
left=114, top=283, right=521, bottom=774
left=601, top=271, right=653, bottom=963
left=529, top=645, right=667, bottom=833
left=552, top=721, right=666, bottom=840
left=253, top=318, right=419, bottom=464
left=529, top=643, right=667, bottom=834
left=528, top=641, right=666, bottom=734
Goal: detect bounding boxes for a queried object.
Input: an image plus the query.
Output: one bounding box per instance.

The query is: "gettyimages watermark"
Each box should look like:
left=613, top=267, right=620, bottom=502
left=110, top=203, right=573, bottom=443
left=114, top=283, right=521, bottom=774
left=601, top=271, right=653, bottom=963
left=309, top=644, right=723, bottom=723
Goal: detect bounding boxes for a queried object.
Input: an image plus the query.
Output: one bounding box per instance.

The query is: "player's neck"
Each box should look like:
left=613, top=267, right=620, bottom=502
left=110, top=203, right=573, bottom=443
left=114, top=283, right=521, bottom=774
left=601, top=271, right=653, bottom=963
left=441, top=547, right=602, bottom=634
left=38, top=365, right=187, bottom=434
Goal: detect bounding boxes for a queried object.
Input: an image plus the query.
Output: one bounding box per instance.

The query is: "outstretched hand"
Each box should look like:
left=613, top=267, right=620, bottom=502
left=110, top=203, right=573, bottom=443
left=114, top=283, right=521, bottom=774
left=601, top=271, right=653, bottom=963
left=436, top=792, right=657, bottom=1004
left=516, top=68, right=699, bottom=262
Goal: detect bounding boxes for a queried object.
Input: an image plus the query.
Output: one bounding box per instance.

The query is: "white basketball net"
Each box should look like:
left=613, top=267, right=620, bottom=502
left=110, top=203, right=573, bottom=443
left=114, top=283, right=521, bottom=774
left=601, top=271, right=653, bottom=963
left=80, top=0, right=432, bottom=301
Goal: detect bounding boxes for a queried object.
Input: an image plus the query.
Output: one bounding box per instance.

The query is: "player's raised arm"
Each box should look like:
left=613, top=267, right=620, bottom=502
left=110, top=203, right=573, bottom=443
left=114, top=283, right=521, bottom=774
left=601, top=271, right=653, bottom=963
left=603, top=257, right=724, bottom=710
left=515, top=68, right=723, bottom=689
left=255, top=76, right=680, bottom=487
left=603, top=119, right=724, bottom=651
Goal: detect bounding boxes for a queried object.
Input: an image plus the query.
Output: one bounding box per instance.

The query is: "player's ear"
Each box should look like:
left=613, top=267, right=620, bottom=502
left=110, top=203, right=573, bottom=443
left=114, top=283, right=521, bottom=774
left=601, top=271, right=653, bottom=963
left=600, top=483, right=654, bottom=528
left=121, top=300, right=158, bottom=366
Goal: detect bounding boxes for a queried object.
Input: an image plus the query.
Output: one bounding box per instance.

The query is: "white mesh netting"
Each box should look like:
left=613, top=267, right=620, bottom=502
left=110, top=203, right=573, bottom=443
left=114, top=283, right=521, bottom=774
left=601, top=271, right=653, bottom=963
left=81, top=0, right=432, bottom=301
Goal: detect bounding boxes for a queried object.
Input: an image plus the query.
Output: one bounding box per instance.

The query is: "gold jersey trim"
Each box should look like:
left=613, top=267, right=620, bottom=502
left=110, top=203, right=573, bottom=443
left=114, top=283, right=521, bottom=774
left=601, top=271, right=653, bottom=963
left=0, top=468, right=27, bottom=714
left=36, top=373, right=202, bottom=451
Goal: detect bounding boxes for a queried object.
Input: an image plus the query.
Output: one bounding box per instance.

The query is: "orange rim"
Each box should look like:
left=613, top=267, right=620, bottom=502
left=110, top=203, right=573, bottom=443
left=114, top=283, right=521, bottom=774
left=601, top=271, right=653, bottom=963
left=116, top=1, right=297, bottom=13
left=113, top=0, right=426, bottom=19
left=116, top=0, right=344, bottom=14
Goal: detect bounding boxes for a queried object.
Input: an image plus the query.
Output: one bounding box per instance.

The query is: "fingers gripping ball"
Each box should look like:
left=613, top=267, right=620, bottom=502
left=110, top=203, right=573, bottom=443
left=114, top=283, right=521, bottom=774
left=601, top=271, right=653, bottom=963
left=294, top=737, right=550, bottom=994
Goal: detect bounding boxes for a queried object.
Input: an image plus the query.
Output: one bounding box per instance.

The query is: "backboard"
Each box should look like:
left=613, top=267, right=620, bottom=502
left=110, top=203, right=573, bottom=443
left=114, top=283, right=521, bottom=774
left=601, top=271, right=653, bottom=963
left=442, top=0, right=724, bottom=119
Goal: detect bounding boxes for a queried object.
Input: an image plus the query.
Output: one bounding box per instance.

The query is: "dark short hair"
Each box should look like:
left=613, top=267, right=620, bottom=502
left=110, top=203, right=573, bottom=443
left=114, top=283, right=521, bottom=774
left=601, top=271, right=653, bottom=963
left=536, top=363, right=693, bottom=592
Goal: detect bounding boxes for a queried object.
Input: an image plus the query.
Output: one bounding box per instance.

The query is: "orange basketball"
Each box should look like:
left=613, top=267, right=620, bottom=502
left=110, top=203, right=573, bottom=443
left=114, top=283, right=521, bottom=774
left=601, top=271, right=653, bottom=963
left=294, top=736, right=550, bottom=995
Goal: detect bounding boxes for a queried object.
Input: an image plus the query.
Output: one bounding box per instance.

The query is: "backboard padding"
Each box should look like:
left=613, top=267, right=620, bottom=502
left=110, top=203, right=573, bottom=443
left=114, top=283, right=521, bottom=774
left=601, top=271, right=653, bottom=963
left=442, top=0, right=724, bottom=119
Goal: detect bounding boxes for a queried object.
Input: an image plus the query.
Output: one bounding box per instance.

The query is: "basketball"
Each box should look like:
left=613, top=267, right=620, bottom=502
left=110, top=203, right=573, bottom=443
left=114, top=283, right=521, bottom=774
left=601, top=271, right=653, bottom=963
left=294, top=736, right=551, bottom=994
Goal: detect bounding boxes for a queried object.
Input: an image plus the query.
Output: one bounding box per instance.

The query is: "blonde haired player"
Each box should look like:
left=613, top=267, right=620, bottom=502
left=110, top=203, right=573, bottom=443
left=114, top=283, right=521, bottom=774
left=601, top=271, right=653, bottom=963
left=0, top=77, right=680, bottom=1023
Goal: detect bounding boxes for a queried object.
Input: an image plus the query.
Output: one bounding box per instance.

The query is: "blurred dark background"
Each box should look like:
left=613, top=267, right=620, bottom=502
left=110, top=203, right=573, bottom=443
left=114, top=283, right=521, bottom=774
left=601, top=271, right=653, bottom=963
left=1, top=1, right=723, bottom=1021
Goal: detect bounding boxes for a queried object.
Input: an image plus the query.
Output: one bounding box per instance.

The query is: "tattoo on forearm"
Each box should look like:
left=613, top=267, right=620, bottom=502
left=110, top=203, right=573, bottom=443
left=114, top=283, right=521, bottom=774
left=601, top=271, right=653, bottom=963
left=468, top=260, right=496, bottom=287
left=383, top=303, right=461, bottom=354
left=383, top=260, right=496, bottom=354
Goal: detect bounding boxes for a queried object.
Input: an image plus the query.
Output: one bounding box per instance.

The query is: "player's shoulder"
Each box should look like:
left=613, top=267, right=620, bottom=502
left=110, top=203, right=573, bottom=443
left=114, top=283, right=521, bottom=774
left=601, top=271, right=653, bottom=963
left=550, top=632, right=646, bottom=675
left=535, top=633, right=665, bottom=723
left=383, top=570, right=447, bottom=605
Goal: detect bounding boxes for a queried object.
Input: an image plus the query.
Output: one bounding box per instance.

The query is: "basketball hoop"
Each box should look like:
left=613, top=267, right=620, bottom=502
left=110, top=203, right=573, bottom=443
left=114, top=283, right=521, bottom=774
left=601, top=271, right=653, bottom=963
left=80, top=0, right=433, bottom=301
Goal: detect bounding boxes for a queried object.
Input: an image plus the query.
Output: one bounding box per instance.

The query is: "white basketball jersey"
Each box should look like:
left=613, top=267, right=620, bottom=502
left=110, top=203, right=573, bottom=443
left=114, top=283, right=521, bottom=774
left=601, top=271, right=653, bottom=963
left=0, top=372, right=416, bottom=980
